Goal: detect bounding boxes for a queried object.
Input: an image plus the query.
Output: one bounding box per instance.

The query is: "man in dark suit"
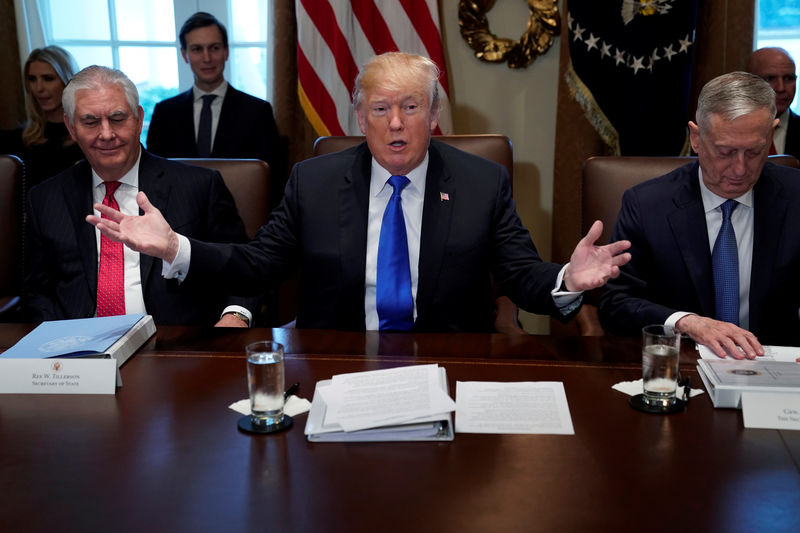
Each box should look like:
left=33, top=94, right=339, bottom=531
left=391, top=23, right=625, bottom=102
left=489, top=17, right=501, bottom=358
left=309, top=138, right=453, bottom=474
left=89, top=52, right=631, bottom=332
left=25, top=65, right=256, bottom=327
left=600, top=71, right=800, bottom=356
left=747, top=47, right=800, bottom=158
left=145, top=12, right=282, bottom=179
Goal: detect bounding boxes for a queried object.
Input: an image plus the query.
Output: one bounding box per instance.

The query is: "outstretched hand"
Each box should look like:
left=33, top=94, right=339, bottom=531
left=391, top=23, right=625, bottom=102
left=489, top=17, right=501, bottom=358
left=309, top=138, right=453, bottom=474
left=86, top=191, right=179, bottom=262
left=565, top=220, right=631, bottom=292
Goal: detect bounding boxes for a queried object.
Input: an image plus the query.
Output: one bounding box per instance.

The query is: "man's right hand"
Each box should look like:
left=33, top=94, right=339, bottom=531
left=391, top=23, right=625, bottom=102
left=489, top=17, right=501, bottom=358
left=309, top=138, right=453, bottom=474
left=675, top=314, right=764, bottom=359
left=86, top=191, right=180, bottom=263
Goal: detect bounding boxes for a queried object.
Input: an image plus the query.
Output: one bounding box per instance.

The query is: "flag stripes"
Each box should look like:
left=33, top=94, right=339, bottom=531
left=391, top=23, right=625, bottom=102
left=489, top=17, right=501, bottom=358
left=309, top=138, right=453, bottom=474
left=297, top=0, right=452, bottom=137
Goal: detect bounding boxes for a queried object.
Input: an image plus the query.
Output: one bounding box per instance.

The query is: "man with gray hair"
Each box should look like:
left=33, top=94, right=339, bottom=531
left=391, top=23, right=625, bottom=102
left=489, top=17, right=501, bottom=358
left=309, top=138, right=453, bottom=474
left=600, top=71, right=800, bottom=355
left=24, top=65, right=257, bottom=326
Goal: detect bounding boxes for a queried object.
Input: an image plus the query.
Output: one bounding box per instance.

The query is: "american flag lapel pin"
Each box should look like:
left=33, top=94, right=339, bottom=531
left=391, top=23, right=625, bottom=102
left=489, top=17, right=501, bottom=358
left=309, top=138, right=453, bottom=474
left=440, top=192, right=449, bottom=201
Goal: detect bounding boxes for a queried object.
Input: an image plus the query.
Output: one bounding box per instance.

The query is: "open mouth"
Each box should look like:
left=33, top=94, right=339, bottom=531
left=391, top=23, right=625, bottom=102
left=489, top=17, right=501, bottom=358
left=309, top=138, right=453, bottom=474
left=389, top=140, right=406, bottom=149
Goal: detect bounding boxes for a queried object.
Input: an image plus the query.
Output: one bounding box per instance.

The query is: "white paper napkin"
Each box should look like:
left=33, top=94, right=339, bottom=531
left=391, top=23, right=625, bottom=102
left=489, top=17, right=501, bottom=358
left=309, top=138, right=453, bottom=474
left=612, top=379, right=704, bottom=398
left=228, top=395, right=312, bottom=417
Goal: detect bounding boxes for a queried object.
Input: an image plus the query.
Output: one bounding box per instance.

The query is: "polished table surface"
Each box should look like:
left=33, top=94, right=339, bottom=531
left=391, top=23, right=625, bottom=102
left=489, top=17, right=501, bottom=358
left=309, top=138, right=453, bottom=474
left=1, top=325, right=799, bottom=533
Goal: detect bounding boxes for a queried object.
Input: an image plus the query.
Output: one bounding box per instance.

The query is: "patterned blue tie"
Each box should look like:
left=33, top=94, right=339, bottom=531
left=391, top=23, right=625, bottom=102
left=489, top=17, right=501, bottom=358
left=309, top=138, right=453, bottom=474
left=377, top=175, right=413, bottom=330
left=712, top=199, right=739, bottom=325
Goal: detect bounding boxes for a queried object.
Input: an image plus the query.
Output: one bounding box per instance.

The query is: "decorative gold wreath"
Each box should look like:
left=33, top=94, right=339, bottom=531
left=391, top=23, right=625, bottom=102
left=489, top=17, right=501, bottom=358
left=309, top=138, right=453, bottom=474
left=458, top=0, right=561, bottom=69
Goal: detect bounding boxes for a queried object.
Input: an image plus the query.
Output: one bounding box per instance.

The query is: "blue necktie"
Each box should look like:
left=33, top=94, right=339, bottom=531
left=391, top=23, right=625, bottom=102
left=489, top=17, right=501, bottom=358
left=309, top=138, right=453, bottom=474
left=197, top=94, right=216, bottom=157
left=377, top=175, right=413, bottom=331
left=712, top=199, right=739, bottom=325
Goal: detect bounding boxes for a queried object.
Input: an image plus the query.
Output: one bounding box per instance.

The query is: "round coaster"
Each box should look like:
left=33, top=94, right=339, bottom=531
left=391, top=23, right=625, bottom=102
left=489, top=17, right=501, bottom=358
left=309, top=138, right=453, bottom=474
left=629, top=394, right=685, bottom=414
left=238, top=414, right=294, bottom=434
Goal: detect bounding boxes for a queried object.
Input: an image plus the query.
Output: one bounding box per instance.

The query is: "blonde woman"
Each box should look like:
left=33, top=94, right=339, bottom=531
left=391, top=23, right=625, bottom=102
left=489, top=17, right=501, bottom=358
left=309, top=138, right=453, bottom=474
left=5, top=46, right=84, bottom=189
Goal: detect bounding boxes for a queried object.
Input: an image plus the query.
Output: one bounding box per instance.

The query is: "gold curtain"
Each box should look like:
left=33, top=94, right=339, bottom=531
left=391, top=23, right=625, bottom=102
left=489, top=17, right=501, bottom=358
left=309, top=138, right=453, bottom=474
left=550, top=0, right=755, bottom=334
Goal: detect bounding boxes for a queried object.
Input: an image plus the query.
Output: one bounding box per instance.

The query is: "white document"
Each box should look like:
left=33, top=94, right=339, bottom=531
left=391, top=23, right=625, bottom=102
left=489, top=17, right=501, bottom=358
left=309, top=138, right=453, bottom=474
left=455, top=381, right=575, bottom=435
left=742, top=392, right=800, bottom=430
left=698, top=344, right=800, bottom=362
left=320, top=364, right=455, bottom=432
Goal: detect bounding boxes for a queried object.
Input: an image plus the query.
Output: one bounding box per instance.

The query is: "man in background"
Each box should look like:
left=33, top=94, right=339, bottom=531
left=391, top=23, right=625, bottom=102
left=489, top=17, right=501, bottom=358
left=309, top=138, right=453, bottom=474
left=25, top=65, right=256, bottom=327
left=146, top=12, right=283, bottom=193
left=600, top=71, right=800, bottom=356
left=747, top=46, right=800, bottom=158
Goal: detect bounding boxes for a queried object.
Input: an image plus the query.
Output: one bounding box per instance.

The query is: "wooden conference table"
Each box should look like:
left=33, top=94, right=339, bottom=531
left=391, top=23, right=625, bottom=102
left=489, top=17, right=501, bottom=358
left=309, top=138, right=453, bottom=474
left=0, top=324, right=798, bottom=533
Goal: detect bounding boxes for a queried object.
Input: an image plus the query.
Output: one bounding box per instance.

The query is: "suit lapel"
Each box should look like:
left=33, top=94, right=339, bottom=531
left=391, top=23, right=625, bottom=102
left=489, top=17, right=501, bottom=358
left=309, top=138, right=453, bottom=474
left=416, top=142, right=454, bottom=317
left=65, top=162, right=100, bottom=303
left=337, top=144, right=371, bottom=321
left=749, top=167, right=784, bottom=335
left=213, top=86, right=237, bottom=156
left=666, top=165, right=715, bottom=316
left=177, top=89, right=198, bottom=156
left=137, top=151, right=170, bottom=285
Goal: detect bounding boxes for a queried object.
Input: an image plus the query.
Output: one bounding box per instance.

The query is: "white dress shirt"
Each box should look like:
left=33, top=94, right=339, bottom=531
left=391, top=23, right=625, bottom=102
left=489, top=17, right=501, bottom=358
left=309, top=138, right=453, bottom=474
left=192, top=81, right=228, bottom=150
left=774, top=109, right=789, bottom=155
left=666, top=167, right=754, bottom=329
left=92, top=152, right=146, bottom=315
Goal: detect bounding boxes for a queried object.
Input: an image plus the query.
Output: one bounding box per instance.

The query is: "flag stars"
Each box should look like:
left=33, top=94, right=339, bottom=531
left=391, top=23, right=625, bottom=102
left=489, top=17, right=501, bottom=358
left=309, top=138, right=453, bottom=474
left=663, top=44, right=677, bottom=61
left=679, top=34, right=692, bottom=53
left=630, top=55, right=645, bottom=74
left=572, top=23, right=585, bottom=42
left=585, top=33, right=599, bottom=51
left=648, top=48, right=660, bottom=71
left=614, top=48, right=626, bottom=66
left=600, top=41, right=612, bottom=59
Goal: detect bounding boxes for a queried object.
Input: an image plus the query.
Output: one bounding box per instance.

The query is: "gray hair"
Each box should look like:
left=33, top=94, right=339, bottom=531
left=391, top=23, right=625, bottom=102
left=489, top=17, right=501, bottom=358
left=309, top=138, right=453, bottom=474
left=696, top=71, right=777, bottom=130
left=352, top=52, right=441, bottom=116
left=62, top=65, right=140, bottom=123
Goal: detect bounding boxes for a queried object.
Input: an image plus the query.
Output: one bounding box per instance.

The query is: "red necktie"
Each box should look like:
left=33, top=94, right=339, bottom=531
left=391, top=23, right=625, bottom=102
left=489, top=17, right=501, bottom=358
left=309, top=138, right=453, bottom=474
left=96, top=181, right=125, bottom=316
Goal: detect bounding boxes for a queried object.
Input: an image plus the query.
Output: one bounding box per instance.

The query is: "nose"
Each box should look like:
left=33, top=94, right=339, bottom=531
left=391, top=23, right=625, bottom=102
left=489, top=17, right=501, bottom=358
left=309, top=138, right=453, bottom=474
left=31, top=79, right=43, bottom=93
left=388, top=108, right=403, bottom=130
left=202, top=48, right=212, bottom=62
left=98, top=119, right=115, bottom=140
left=731, top=152, right=747, bottom=176
left=775, top=78, right=785, bottom=93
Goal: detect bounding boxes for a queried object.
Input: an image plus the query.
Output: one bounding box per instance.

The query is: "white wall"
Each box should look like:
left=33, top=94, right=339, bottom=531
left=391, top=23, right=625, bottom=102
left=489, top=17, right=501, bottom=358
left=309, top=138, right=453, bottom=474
left=440, top=0, right=561, bottom=333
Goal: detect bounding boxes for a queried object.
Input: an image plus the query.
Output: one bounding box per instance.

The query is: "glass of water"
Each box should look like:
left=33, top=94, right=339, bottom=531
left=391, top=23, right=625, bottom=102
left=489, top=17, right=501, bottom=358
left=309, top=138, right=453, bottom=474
left=641, top=325, right=681, bottom=407
left=246, top=341, right=285, bottom=426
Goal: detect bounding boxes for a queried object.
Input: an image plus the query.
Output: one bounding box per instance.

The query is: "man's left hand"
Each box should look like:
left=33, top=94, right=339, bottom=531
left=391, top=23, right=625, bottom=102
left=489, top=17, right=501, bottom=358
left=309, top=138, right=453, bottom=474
left=565, top=220, right=631, bottom=292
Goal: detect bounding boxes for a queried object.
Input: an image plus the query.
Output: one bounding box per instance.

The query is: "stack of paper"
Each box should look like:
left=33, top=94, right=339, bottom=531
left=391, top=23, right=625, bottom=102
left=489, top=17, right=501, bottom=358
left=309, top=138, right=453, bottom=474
left=304, top=364, right=455, bottom=442
left=697, top=358, right=800, bottom=408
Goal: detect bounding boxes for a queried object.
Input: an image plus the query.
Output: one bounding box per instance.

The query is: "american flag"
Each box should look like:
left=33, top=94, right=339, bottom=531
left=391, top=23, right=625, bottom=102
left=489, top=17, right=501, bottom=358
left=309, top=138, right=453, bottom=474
left=296, top=0, right=453, bottom=137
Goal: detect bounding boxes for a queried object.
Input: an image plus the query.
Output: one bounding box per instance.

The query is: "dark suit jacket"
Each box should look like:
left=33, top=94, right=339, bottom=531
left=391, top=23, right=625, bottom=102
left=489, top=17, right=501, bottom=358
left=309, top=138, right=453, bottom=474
left=184, top=140, right=565, bottom=332
left=146, top=85, right=281, bottom=172
left=599, top=161, right=800, bottom=345
left=24, top=150, right=255, bottom=325
left=783, top=109, right=800, bottom=160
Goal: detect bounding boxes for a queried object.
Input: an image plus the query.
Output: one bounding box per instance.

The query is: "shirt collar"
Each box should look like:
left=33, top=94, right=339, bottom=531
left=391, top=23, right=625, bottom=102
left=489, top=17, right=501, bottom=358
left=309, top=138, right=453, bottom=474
left=92, top=148, right=142, bottom=190
left=370, top=151, right=429, bottom=198
left=192, top=80, right=228, bottom=102
left=778, top=108, right=790, bottom=130
left=697, top=166, right=754, bottom=213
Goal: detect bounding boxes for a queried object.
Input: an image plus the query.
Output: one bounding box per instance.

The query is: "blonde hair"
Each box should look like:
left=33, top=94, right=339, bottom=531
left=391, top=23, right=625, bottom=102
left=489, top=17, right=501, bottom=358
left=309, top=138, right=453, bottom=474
left=352, top=52, right=441, bottom=115
left=22, top=46, right=79, bottom=148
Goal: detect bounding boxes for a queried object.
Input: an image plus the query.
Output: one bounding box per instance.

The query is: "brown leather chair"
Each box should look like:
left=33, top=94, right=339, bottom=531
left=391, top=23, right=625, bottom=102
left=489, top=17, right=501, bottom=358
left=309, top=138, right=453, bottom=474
left=313, top=134, right=525, bottom=334
left=172, top=158, right=270, bottom=239
left=575, top=154, right=800, bottom=335
left=0, top=155, right=23, bottom=317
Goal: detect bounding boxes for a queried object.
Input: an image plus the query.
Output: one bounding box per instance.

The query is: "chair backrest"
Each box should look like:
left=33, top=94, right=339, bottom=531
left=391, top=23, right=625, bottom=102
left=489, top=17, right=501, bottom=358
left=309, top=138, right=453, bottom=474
left=0, top=155, right=23, bottom=307
left=313, top=134, right=514, bottom=184
left=172, top=158, right=270, bottom=239
left=582, top=154, right=800, bottom=245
